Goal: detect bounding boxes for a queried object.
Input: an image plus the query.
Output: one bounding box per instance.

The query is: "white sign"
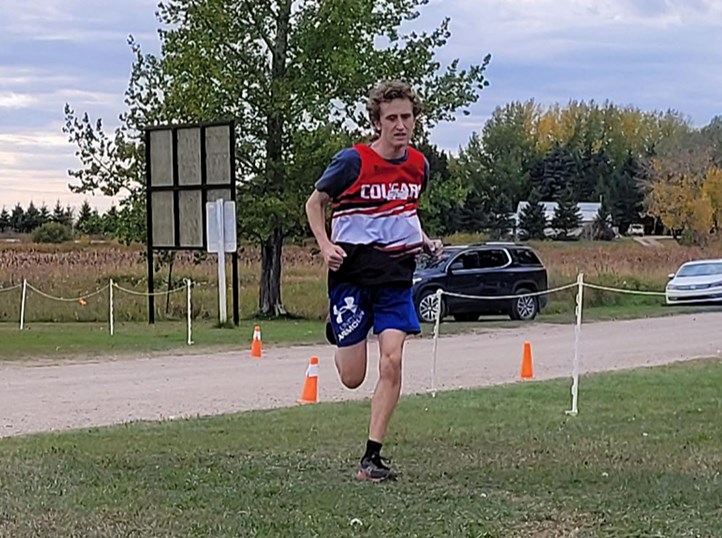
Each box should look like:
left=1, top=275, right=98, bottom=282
left=206, top=200, right=237, bottom=254
left=205, top=199, right=237, bottom=324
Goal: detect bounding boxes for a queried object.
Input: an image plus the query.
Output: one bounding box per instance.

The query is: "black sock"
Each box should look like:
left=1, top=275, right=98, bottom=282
left=363, top=439, right=383, bottom=462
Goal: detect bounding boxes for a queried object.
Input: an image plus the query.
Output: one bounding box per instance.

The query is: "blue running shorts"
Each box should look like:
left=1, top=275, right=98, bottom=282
left=328, top=283, right=421, bottom=347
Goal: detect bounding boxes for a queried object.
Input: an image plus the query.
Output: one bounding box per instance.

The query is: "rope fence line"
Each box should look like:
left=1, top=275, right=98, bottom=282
left=12, top=278, right=199, bottom=345
left=112, top=283, right=187, bottom=297
left=0, top=283, right=23, bottom=294
left=441, top=282, right=579, bottom=301
left=430, top=273, right=678, bottom=414
left=26, top=282, right=110, bottom=303
left=583, top=282, right=667, bottom=297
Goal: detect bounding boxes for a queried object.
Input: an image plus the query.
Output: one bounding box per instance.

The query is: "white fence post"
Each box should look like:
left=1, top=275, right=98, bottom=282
left=186, top=278, right=193, bottom=346
left=19, top=279, right=27, bottom=331
left=109, top=279, right=115, bottom=336
left=567, top=272, right=584, bottom=416
left=430, top=288, right=443, bottom=397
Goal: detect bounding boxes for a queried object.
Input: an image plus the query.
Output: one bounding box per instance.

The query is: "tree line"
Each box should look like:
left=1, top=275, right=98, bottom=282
left=10, top=101, right=721, bottom=249
left=0, top=200, right=120, bottom=240
left=419, top=101, right=722, bottom=243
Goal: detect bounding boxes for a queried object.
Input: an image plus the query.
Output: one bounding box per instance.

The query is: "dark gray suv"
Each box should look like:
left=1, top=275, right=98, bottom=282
left=412, top=242, right=548, bottom=323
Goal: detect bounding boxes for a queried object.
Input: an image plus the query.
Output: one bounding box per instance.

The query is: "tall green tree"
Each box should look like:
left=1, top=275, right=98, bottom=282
left=103, top=205, right=121, bottom=237
left=10, top=204, right=25, bottom=233
left=24, top=202, right=42, bottom=232
left=417, top=142, right=467, bottom=236
left=51, top=200, right=73, bottom=227
left=518, top=188, right=547, bottom=240
left=75, top=201, right=94, bottom=234
left=529, top=143, right=579, bottom=201
left=63, top=0, right=491, bottom=317
left=452, top=102, right=538, bottom=228
left=0, top=208, right=10, bottom=233
left=38, top=204, right=51, bottom=226
left=551, top=187, right=581, bottom=240
left=592, top=201, right=615, bottom=241
left=487, top=192, right=513, bottom=240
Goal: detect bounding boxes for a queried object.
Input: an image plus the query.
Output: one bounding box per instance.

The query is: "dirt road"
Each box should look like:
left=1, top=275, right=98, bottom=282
left=2, top=312, right=721, bottom=438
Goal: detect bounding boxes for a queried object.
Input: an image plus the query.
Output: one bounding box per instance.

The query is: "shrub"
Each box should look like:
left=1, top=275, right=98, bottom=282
left=31, top=223, right=74, bottom=244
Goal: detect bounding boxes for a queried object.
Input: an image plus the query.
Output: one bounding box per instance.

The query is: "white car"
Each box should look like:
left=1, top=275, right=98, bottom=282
left=666, top=259, right=722, bottom=305
left=628, top=224, right=645, bottom=236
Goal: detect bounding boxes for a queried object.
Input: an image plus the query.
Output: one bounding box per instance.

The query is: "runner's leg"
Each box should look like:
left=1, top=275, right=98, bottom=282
left=328, top=283, right=372, bottom=389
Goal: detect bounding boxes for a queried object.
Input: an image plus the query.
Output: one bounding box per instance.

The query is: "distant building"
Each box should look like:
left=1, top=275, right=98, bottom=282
left=514, top=201, right=607, bottom=238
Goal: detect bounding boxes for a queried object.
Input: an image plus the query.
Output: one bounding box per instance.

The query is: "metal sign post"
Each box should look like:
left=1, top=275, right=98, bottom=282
left=144, top=120, right=239, bottom=326
left=206, top=199, right=237, bottom=324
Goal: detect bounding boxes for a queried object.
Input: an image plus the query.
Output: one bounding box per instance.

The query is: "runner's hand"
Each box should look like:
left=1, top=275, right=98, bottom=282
left=321, top=242, right=347, bottom=271
left=424, top=238, right=444, bottom=258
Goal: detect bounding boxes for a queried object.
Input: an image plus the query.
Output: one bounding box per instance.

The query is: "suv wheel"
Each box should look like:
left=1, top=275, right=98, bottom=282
left=509, top=288, right=538, bottom=321
left=416, top=289, right=445, bottom=323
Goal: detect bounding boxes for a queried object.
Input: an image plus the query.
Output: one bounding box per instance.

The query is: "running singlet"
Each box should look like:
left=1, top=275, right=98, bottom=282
left=315, top=144, right=428, bottom=288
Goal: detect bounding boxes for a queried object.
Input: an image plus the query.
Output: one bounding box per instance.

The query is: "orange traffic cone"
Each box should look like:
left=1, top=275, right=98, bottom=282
left=298, top=356, right=319, bottom=404
left=251, top=325, right=262, bottom=358
left=520, top=341, right=534, bottom=379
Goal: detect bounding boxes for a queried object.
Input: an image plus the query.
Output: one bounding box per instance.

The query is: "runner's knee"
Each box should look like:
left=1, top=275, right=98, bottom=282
left=379, top=352, right=402, bottom=383
left=335, top=342, right=367, bottom=389
left=341, top=372, right=365, bottom=389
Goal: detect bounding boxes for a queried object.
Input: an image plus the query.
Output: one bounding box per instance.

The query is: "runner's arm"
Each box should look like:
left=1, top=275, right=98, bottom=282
left=305, top=190, right=333, bottom=250
left=418, top=157, right=443, bottom=256
left=305, top=189, right=347, bottom=271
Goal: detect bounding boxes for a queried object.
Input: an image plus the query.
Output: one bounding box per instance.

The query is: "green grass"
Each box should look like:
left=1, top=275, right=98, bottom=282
left=1, top=360, right=720, bottom=537
left=0, top=319, right=327, bottom=360
left=3, top=301, right=722, bottom=361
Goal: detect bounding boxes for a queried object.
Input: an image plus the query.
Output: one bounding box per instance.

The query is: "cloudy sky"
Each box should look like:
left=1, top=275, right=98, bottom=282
left=1, top=0, right=719, bottom=212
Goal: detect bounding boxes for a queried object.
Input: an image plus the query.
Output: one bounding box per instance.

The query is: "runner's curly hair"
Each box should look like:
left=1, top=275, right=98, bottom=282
left=366, top=80, right=422, bottom=131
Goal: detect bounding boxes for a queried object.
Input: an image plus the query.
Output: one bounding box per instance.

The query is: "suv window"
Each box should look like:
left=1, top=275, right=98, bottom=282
left=450, top=249, right=508, bottom=271
left=512, top=248, right=542, bottom=266
left=450, top=252, right=480, bottom=270
left=477, top=249, right=509, bottom=268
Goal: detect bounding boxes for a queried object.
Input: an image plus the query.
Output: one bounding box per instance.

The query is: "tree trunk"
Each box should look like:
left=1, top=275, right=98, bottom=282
left=257, top=0, right=292, bottom=317
left=259, top=225, right=286, bottom=316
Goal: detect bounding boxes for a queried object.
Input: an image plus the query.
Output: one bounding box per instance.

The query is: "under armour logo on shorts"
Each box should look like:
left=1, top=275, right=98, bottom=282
left=333, top=297, right=358, bottom=323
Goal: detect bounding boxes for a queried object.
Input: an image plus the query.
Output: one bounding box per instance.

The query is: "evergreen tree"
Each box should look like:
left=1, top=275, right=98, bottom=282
left=611, top=153, right=647, bottom=235
left=551, top=187, right=581, bottom=240
left=0, top=207, right=10, bottom=232
left=75, top=200, right=94, bottom=234
left=24, top=202, right=42, bottom=232
left=458, top=191, right=490, bottom=233
left=519, top=189, right=547, bottom=240
left=103, top=205, right=120, bottom=237
left=488, top=193, right=513, bottom=240
left=529, top=143, right=578, bottom=200
left=10, top=204, right=25, bottom=233
left=51, top=200, right=73, bottom=227
left=38, top=204, right=51, bottom=226
left=592, top=201, right=615, bottom=241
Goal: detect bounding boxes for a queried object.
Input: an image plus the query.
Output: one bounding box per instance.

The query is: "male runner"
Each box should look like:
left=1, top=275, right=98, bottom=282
left=305, top=80, right=442, bottom=482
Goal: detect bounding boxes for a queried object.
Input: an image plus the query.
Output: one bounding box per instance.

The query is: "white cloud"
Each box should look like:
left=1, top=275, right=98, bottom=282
left=0, top=67, right=81, bottom=89
left=0, top=0, right=159, bottom=42
left=0, top=92, right=37, bottom=109
left=0, top=132, right=68, bottom=148
left=0, top=127, right=120, bottom=211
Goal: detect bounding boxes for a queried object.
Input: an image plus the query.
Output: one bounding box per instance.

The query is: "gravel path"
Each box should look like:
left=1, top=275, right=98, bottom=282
left=2, top=312, right=721, bottom=438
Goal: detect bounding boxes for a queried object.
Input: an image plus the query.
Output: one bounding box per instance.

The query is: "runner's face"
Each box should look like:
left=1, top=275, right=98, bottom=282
left=374, top=98, right=415, bottom=149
